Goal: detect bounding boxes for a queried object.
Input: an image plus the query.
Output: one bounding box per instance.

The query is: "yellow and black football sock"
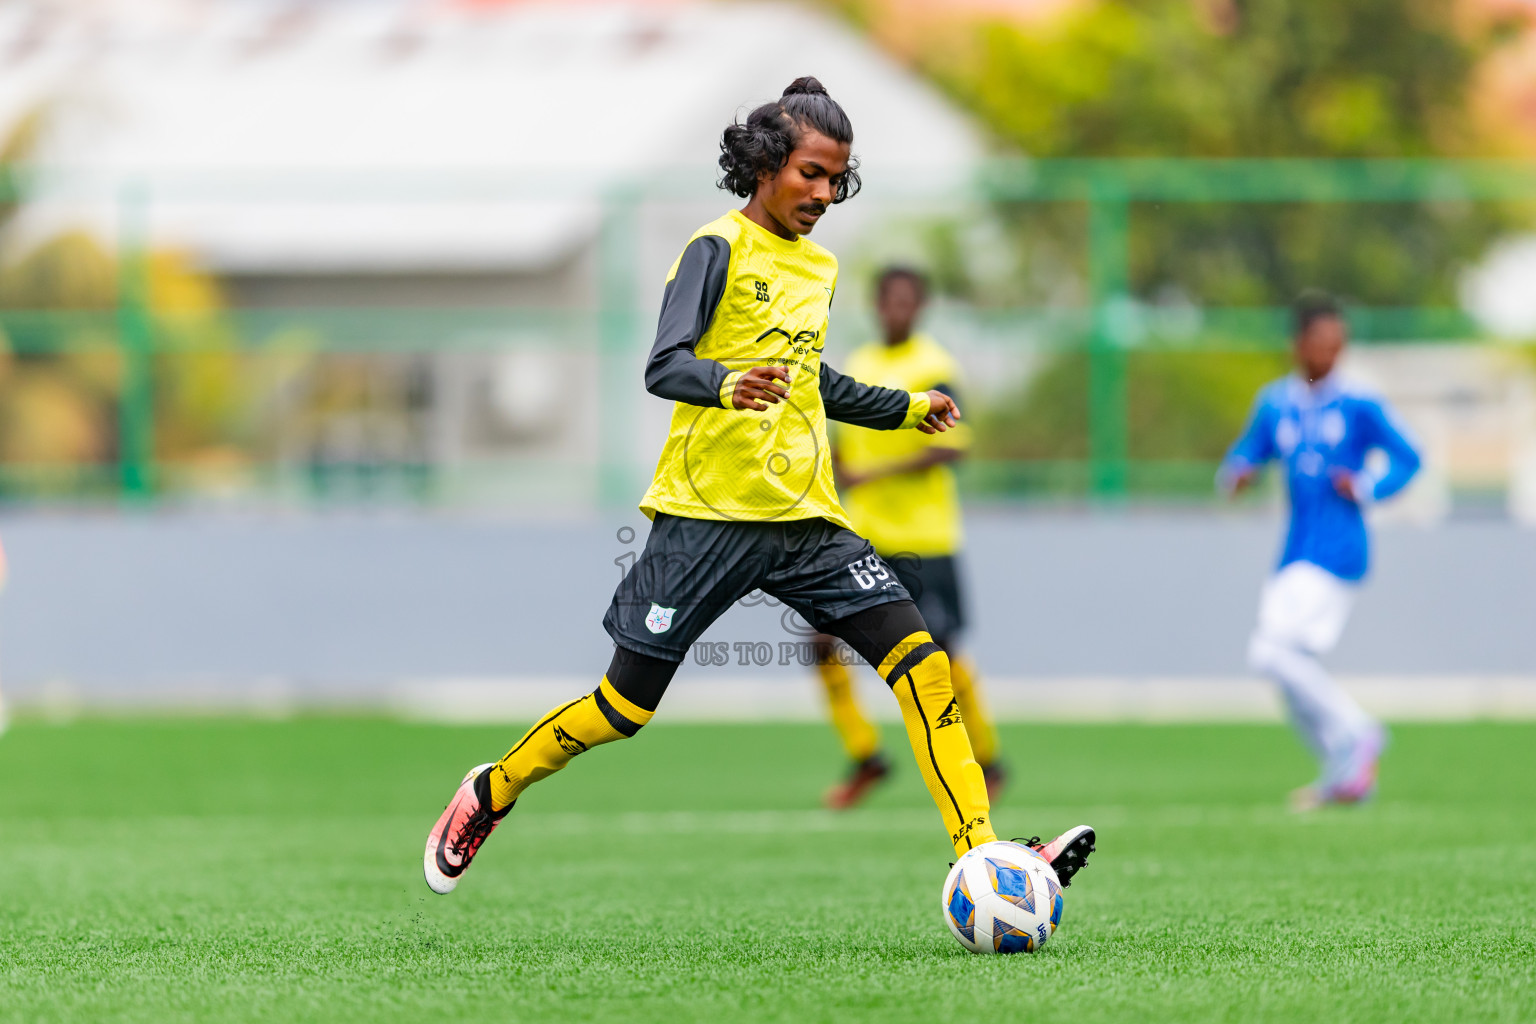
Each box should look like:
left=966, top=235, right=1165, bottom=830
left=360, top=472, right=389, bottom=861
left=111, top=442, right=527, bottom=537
left=488, top=676, right=653, bottom=811
left=817, top=646, right=881, bottom=763
left=880, top=631, right=996, bottom=857
left=949, top=653, right=999, bottom=769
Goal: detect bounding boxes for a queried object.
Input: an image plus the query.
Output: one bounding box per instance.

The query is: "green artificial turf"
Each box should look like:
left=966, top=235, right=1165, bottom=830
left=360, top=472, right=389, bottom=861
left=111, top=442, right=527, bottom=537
left=0, top=717, right=1532, bottom=1023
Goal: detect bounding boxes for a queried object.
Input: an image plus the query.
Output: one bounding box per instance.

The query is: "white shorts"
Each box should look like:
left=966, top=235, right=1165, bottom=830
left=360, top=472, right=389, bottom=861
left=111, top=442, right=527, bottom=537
left=1254, top=561, right=1356, bottom=654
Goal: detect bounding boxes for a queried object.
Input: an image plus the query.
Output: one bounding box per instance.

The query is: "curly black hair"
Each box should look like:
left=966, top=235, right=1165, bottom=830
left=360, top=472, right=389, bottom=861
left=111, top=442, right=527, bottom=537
left=718, top=77, right=861, bottom=204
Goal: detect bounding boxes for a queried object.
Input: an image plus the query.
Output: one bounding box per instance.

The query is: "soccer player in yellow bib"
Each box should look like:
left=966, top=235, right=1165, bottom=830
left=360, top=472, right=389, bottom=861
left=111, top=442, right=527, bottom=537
left=422, top=77, right=1094, bottom=895
left=816, top=267, right=1005, bottom=810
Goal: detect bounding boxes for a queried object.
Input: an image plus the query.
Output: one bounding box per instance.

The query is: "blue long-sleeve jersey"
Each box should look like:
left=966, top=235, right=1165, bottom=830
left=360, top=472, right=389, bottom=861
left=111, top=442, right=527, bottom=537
left=1219, top=373, right=1422, bottom=581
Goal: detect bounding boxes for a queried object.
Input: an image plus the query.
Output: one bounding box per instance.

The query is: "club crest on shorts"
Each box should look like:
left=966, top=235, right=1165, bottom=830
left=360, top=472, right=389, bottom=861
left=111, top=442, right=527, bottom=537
left=645, top=602, right=677, bottom=634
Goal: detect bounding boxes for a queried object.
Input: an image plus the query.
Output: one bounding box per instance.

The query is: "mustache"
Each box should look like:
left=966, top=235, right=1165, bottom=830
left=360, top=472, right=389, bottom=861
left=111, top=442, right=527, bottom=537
left=798, top=202, right=827, bottom=216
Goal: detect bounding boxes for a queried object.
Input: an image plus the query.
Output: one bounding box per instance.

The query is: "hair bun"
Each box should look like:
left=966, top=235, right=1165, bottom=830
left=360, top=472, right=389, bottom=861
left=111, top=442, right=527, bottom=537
left=782, top=76, right=828, bottom=97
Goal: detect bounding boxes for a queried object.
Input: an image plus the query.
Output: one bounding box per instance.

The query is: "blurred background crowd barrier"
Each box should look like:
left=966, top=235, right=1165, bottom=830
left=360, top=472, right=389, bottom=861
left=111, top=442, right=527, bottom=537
left=1, top=0, right=1534, bottom=714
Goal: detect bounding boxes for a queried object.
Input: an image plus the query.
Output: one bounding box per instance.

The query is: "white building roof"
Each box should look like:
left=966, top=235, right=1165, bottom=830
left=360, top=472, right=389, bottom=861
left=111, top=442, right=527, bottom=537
left=0, top=0, right=985, bottom=272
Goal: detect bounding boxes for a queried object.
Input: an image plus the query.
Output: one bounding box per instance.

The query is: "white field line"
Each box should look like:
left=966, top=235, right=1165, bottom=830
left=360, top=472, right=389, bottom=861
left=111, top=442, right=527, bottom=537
left=23, top=803, right=1455, bottom=841
left=500, top=801, right=1454, bottom=837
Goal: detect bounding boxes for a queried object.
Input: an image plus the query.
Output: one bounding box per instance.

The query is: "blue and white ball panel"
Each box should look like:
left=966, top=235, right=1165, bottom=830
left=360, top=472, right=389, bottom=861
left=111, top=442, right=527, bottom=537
left=992, top=921, right=1037, bottom=954
left=941, top=855, right=980, bottom=952
left=941, top=840, right=1062, bottom=955
left=945, top=868, right=976, bottom=942
left=985, top=856, right=1036, bottom=913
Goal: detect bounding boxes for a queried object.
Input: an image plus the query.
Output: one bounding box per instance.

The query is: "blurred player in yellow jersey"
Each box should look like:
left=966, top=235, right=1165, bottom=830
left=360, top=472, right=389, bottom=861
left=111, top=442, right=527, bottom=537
left=816, top=267, right=1005, bottom=809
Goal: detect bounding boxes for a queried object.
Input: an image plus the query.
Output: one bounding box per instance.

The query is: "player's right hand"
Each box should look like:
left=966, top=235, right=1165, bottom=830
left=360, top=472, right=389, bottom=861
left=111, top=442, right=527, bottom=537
left=733, top=366, right=791, bottom=411
left=917, top=390, right=961, bottom=434
left=1228, top=467, right=1257, bottom=496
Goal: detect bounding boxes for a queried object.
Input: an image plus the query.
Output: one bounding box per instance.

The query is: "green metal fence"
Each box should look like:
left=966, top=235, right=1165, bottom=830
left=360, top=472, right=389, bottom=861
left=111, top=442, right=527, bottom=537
left=0, top=159, right=1527, bottom=506
left=973, top=158, right=1534, bottom=499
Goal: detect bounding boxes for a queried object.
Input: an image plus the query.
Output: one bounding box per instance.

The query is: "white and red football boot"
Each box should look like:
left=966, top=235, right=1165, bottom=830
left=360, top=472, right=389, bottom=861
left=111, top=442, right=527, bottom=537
left=982, top=761, right=1009, bottom=803
left=1292, top=725, right=1387, bottom=811
left=424, top=762, right=510, bottom=895
left=1327, top=726, right=1386, bottom=803
left=824, top=753, right=893, bottom=810
left=1017, top=825, right=1096, bottom=887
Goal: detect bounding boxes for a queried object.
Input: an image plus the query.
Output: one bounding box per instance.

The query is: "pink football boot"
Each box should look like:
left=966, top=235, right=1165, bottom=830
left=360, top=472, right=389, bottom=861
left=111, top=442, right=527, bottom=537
left=424, top=763, right=510, bottom=895
left=1017, top=825, right=1096, bottom=887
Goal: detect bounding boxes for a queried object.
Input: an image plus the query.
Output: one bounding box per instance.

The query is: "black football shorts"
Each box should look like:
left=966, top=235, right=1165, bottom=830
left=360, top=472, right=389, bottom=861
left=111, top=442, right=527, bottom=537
left=604, top=513, right=912, bottom=662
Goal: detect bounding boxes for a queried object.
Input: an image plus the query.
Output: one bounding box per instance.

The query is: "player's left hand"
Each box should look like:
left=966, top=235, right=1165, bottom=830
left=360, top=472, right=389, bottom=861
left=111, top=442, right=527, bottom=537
left=1331, top=469, right=1361, bottom=502
left=917, top=391, right=961, bottom=434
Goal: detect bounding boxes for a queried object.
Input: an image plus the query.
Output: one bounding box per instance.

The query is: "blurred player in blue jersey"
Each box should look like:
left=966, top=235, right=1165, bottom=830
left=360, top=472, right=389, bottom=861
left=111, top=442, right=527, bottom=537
left=1219, top=291, right=1421, bottom=811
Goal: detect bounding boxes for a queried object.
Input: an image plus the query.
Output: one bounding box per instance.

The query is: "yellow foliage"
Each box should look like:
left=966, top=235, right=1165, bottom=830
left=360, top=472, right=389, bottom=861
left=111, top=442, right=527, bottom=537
left=0, top=231, right=116, bottom=310
left=0, top=230, right=255, bottom=485
left=56, top=334, right=125, bottom=398
left=0, top=367, right=107, bottom=465
left=148, top=250, right=226, bottom=315
left=1300, top=77, right=1395, bottom=151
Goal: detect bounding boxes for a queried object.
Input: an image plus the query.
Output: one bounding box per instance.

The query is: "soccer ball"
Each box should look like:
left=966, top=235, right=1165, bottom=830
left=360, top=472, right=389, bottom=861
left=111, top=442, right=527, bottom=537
left=941, top=839, right=1064, bottom=954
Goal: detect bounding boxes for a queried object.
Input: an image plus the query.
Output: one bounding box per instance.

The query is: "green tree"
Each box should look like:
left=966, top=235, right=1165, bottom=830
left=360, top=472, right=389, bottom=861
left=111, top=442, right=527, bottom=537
left=830, top=0, right=1520, bottom=495
left=941, top=0, right=1476, bottom=160
left=909, top=0, right=1512, bottom=306
left=969, top=345, right=1290, bottom=495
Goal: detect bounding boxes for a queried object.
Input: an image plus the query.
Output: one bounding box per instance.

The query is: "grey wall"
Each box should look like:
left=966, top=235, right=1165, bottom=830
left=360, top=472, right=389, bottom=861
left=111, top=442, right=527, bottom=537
left=969, top=513, right=1533, bottom=674
left=0, top=510, right=1530, bottom=703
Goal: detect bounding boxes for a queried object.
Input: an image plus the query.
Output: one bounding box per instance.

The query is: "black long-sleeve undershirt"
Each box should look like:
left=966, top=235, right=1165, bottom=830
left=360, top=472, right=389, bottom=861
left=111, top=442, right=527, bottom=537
left=643, top=232, right=914, bottom=427
left=643, top=235, right=731, bottom=407
left=818, top=362, right=910, bottom=429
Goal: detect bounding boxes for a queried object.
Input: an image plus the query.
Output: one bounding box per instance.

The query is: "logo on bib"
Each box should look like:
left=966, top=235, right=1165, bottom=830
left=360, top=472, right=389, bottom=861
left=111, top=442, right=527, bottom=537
left=645, top=603, right=677, bottom=634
